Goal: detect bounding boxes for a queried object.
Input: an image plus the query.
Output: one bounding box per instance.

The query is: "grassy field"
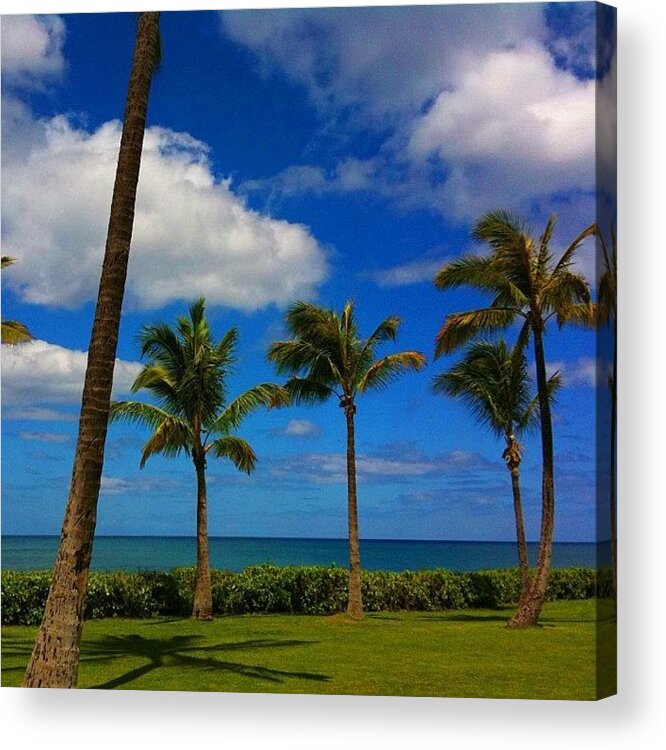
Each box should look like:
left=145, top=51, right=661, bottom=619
left=2, top=600, right=615, bottom=699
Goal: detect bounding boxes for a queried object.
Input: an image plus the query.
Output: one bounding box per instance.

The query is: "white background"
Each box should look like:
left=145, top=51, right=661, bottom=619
left=0, top=0, right=664, bottom=747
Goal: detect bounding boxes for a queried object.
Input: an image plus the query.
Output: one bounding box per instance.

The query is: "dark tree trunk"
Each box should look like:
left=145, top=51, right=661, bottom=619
left=509, top=463, right=531, bottom=602
left=343, top=399, right=363, bottom=619
left=508, top=325, right=555, bottom=628
left=23, top=13, right=160, bottom=688
left=609, top=331, right=617, bottom=605
left=192, top=450, right=213, bottom=621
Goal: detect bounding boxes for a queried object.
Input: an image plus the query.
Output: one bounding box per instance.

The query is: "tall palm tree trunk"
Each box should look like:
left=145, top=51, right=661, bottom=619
left=192, top=451, right=213, bottom=621
left=343, top=398, right=363, bottom=619
left=609, top=331, right=617, bottom=605
left=508, top=325, right=555, bottom=628
left=509, top=465, right=531, bottom=601
left=23, top=12, right=160, bottom=688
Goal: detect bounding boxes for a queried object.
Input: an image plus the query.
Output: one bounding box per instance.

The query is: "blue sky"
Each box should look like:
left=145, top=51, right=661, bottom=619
left=1, top=3, right=615, bottom=541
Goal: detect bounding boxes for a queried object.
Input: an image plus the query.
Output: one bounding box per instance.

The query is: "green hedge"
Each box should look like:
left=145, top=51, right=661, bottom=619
left=1, top=565, right=613, bottom=625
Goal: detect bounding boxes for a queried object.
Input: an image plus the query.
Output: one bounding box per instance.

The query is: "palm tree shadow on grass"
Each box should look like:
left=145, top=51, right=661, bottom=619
left=415, top=613, right=514, bottom=623
left=81, top=634, right=331, bottom=690
left=2, top=634, right=331, bottom=689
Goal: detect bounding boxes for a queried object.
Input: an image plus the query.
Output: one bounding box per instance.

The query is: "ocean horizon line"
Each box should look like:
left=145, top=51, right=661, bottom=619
left=2, top=534, right=603, bottom=545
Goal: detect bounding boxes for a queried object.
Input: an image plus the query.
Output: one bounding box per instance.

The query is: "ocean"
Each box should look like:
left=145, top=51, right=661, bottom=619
left=0, top=536, right=605, bottom=573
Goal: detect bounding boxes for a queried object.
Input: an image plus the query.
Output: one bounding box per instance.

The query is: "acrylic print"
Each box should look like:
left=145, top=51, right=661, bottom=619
left=1, top=2, right=616, bottom=699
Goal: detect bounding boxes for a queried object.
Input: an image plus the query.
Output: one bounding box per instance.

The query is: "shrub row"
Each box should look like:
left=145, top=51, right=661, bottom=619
left=1, top=565, right=613, bottom=625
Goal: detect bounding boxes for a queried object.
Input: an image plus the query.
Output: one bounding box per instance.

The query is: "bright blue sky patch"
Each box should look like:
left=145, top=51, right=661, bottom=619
left=1, top=4, right=613, bottom=541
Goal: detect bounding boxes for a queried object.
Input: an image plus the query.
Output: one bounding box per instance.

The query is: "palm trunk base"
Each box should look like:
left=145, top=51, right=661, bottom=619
left=192, top=575, right=213, bottom=620
left=507, top=581, right=547, bottom=628
left=346, top=569, right=364, bottom=620
left=23, top=642, right=80, bottom=688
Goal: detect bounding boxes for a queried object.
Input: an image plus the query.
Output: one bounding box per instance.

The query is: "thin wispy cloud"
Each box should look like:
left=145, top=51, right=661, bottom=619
left=362, top=257, right=448, bottom=288
left=18, top=430, right=70, bottom=444
left=272, top=419, right=323, bottom=439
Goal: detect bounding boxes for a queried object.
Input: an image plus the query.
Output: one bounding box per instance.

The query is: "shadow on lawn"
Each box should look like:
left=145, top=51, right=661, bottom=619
left=85, top=634, right=331, bottom=689
left=1, top=634, right=331, bottom=689
left=415, top=610, right=515, bottom=623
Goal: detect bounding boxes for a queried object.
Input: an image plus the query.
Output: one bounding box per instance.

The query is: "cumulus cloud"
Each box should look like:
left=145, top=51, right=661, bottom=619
left=221, top=4, right=543, bottom=122
left=1, top=113, right=329, bottom=310
left=1, top=339, right=142, bottom=406
left=408, top=42, right=595, bottom=218
left=228, top=6, right=603, bottom=224
left=1, top=14, right=66, bottom=87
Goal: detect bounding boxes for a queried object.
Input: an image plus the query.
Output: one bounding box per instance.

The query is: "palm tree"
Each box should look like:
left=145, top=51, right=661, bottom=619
left=597, top=222, right=617, bottom=603
left=1, top=257, right=33, bottom=344
left=434, top=210, right=594, bottom=628
left=268, top=300, right=426, bottom=619
left=433, top=338, right=561, bottom=602
left=111, top=299, right=288, bottom=620
left=23, top=13, right=161, bottom=688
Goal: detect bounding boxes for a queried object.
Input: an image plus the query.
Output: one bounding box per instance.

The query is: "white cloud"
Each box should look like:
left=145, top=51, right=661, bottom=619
left=278, top=419, right=322, bottom=438
left=1, top=339, right=142, bottom=405
left=363, top=257, right=449, bottom=288
left=1, top=14, right=65, bottom=87
left=1, top=114, right=329, bottom=311
left=228, top=6, right=603, bottom=226
left=221, top=5, right=544, bottom=122
left=19, top=430, right=70, bottom=444
left=407, top=42, right=595, bottom=218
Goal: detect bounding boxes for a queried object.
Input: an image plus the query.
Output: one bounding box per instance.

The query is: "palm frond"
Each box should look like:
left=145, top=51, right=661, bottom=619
left=596, top=224, right=617, bottom=326
left=139, top=321, right=186, bottom=371
left=536, top=214, right=557, bottom=279
left=207, top=435, right=257, bottom=474
left=543, top=270, right=591, bottom=318
left=434, top=256, right=526, bottom=306
left=210, top=383, right=289, bottom=434
left=1, top=320, right=33, bottom=345
left=1, top=256, right=17, bottom=269
left=518, top=372, right=562, bottom=433
left=550, top=223, right=596, bottom=277
left=434, top=308, right=517, bottom=357
left=284, top=377, right=335, bottom=405
left=139, top=417, right=192, bottom=468
left=357, top=351, right=426, bottom=393
left=215, top=326, right=239, bottom=367
left=361, top=315, right=401, bottom=352
left=472, top=210, right=527, bottom=251
left=556, top=301, right=596, bottom=329
left=110, top=400, right=187, bottom=432
left=267, top=339, right=342, bottom=384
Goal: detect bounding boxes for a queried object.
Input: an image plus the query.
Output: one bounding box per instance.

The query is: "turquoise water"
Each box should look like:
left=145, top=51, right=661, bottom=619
left=1, top=536, right=605, bottom=572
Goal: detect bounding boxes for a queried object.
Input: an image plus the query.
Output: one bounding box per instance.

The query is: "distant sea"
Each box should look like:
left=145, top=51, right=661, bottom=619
left=1, top=536, right=606, bottom=573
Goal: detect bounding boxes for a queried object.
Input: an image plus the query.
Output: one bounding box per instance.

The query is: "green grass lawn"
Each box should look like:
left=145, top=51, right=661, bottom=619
left=1, top=600, right=616, bottom=700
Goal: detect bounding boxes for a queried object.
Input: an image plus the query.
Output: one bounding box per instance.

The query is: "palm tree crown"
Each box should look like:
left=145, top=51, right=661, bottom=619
left=267, top=299, right=427, bottom=407
left=433, top=339, right=560, bottom=460
left=111, top=298, right=287, bottom=472
left=434, top=211, right=595, bottom=356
